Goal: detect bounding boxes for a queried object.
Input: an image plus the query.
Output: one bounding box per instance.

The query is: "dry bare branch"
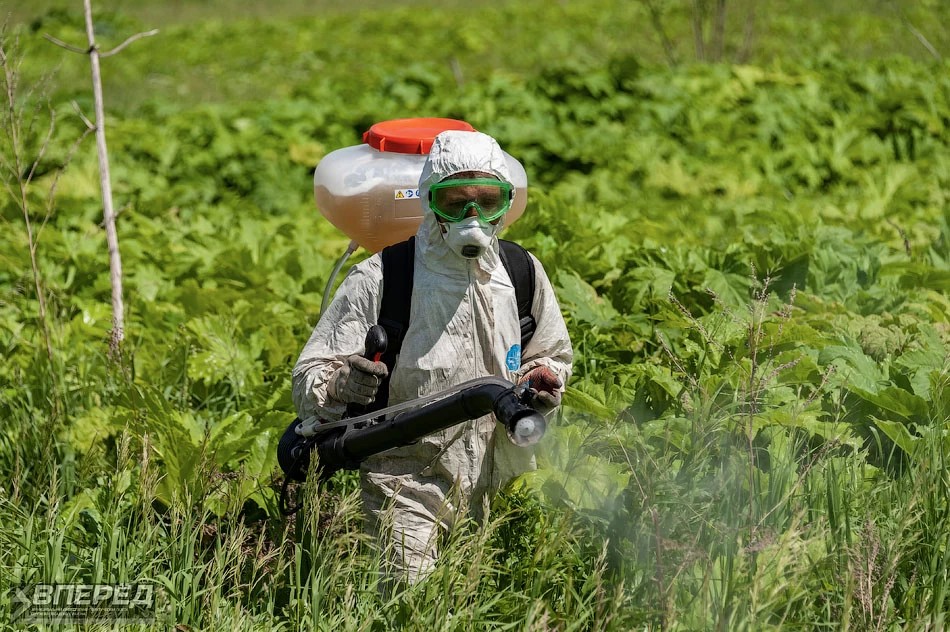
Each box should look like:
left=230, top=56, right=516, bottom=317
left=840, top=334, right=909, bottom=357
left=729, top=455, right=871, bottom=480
left=100, top=29, right=159, bottom=57
left=71, top=99, right=95, bottom=130
left=44, top=2, right=157, bottom=356
left=903, top=19, right=941, bottom=61
left=82, top=0, right=126, bottom=353
left=43, top=33, right=89, bottom=55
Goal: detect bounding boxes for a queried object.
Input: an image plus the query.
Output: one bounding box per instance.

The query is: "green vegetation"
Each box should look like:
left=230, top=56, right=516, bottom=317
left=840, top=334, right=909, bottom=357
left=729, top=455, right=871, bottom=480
left=1, top=0, right=948, bottom=629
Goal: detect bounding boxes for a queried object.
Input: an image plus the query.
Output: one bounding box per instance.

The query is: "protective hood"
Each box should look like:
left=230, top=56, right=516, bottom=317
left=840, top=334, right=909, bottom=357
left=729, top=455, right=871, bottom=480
left=416, top=131, right=513, bottom=275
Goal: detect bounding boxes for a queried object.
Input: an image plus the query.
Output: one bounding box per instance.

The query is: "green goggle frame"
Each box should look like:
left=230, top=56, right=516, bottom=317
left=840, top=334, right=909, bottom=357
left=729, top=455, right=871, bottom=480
left=427, top=178, right=514, bottom=223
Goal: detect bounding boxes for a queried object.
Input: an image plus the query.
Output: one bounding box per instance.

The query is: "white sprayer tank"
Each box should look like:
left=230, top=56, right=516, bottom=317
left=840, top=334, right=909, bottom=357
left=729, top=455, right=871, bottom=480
left=314, top=118, right=528, bottom=253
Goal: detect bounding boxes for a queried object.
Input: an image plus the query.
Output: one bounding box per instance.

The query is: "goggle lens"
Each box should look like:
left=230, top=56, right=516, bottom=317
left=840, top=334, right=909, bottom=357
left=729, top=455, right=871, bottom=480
left=428, top=178, right=513, bottom=223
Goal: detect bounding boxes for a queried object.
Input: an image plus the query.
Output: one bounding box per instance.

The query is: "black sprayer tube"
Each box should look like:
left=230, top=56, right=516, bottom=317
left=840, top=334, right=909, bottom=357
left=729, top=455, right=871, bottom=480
left=331, top=378, right=543, bottom=468
left=278, top=377, right=546, bottom=483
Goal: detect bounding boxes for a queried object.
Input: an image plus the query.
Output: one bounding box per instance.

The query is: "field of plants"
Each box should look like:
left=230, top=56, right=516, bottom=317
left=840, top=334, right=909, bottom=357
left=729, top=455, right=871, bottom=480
left=1, top=0, right=948, bottom=629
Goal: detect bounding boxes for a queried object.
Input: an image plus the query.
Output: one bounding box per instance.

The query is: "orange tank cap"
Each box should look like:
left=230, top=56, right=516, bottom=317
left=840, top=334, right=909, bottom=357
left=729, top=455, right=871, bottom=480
left=362, top=118, right=476, bottom=155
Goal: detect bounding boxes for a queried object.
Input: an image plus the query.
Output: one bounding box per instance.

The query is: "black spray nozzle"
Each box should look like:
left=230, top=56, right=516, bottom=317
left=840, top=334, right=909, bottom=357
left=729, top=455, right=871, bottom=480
left=494, top=383, right=547, bottom=447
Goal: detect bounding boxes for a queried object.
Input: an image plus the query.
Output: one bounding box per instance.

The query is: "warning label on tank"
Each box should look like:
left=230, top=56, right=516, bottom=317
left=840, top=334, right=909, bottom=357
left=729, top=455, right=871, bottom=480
left=394, top=188, right=420, bottom=200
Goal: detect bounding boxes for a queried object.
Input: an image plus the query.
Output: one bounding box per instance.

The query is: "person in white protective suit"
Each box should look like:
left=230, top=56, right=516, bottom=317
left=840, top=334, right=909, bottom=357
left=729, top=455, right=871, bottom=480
left=292, top=130, right=573, bottom=583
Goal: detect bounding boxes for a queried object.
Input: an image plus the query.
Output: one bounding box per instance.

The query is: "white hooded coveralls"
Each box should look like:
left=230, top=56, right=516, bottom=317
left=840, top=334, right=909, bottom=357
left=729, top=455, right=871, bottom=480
left=292, top=131, right=573, bottom=582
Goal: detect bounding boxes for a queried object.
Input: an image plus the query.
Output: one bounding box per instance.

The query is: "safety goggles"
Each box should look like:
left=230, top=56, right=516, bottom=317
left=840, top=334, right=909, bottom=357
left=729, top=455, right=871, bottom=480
left=427, top=178, right=514, bottom=223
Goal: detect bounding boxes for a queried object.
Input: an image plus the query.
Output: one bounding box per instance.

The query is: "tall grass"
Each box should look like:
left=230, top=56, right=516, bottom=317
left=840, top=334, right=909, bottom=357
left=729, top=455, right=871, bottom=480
left=1, top=316, right=948, bottom=630
left=0, top=415, right=629, bottom=630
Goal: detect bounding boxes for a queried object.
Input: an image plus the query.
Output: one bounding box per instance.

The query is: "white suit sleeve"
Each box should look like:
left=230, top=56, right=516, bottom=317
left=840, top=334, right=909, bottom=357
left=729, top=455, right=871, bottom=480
left=516, top=254, right=573, bottom=390
left=292, top=255, right=383, bottom=421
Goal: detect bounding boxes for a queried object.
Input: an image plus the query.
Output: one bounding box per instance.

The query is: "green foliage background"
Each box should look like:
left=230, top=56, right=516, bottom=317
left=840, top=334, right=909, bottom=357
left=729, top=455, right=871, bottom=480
left=1, top=0, right=948, bottom=629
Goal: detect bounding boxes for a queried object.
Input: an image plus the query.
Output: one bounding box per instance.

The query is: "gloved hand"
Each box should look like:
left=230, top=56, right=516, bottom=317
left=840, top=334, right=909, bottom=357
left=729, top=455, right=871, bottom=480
left=328, top=354, right=389, bottom=405
left=518, top=366, right=563, bottom=415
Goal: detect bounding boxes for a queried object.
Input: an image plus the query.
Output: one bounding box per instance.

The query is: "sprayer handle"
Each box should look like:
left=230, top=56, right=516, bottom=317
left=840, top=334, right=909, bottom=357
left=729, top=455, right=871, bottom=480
left=344, top=325, right=388, bottom=419
left=364, top=324, right=388, bottom=362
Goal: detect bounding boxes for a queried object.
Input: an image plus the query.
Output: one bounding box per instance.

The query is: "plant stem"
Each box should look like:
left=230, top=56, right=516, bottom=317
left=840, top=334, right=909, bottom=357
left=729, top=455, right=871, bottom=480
left=83, top=0, right=125, bottom=355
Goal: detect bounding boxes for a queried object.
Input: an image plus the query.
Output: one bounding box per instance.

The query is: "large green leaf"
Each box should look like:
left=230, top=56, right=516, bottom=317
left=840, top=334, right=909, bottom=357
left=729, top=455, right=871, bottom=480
left=847, top=386, right=930, bottom=421
left=555, top=271, right=620, bottom=328
left=819, top=344, right=889, bottom=394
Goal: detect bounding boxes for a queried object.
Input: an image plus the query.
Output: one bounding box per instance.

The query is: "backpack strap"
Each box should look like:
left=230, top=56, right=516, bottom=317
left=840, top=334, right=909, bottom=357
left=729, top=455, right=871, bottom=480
left=372, top=236, right=415, bottom=411
left=498, top=239, right=537, bottom=349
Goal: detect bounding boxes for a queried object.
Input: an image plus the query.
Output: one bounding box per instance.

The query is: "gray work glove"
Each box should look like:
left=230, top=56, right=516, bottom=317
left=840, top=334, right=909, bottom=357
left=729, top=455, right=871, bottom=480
left=327, top=354, right=389, bottom=405
left=518, top=366, right=563, bottom=416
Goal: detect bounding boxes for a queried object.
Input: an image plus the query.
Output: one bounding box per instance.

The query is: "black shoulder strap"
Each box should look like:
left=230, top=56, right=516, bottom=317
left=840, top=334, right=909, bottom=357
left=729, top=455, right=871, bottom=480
left=373, top=236, right=415, bottom=411
left=498, top=239, right=537, bottom=350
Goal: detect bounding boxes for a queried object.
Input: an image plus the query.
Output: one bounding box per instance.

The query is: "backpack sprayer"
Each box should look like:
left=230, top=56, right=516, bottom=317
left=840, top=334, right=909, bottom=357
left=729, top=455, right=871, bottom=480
left=278, top=119, right=540, bottom=513
left=277, top=325, right=546, bottom=513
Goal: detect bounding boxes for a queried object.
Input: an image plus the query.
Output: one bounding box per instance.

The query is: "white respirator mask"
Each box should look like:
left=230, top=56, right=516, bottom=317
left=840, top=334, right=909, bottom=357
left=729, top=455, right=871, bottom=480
left=442, top=216, right=501, bottom=259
